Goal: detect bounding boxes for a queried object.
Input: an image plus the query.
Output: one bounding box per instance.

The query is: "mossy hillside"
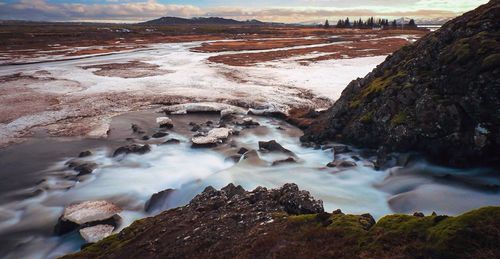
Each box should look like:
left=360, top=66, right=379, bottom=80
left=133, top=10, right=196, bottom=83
left=284, top=207, right=500, bottom=258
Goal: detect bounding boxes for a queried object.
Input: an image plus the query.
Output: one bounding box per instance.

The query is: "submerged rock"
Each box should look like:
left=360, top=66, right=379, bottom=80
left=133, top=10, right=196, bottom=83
left=113, top=144, right=151, bottom=157
left=162, top=138, right=180, bottom=145
left=145, top=189, right=175, bottom=213
left=271, top=157, right=297, bottom=166
left=151, top=132, right=168, bottom=138
left=73, top=162, right=98, bottom=176
left=78, top=151, right=93, bottom=158
left=327, top=160, right=357, bottom=168
left=258, top=140, right=295, bottom=156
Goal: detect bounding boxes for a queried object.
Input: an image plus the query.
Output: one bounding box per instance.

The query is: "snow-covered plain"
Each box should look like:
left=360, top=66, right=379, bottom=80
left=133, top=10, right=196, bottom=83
left=0, top=39, right=385, bottom=147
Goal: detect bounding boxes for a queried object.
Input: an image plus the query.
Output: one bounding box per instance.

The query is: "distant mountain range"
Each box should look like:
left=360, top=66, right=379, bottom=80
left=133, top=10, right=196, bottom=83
left=140, top=17, right=269, bottom=26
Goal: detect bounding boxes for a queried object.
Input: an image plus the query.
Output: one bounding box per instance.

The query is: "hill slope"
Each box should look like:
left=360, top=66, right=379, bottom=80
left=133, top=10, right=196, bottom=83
left=302, top=0, right=500, bottom=167
left=141, top=17, right=265, bottom=25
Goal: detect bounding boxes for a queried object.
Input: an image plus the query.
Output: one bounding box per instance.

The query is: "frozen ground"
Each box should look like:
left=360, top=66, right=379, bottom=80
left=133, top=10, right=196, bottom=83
left=0, top=38, right=387, bottom=147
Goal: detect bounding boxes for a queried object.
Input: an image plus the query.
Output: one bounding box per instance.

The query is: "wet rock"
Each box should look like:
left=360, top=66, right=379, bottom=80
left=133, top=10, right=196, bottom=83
left=258, top=140, right=294, bottom=156
left=141, top=135, right=150, bottom=140
left=271, top=157, right=297, bottom=166
left=241, top=150, right=267, bottom=166
left=156, top=117, right=173, bottom=128
left=131, top=124, right=145, bottom=134
left=327, top=160, right=357, bottom=168
left=78, top=150, right=92, bottom=158
left=79, top=224, right=114, bottom=243
left=152, top=132, right=169, bottom=138
left=162, top=138, right=180, bottom=145
left=74, top=162, right=98, bottom=176
left=113, top=144, right=151, bottom=157
left=145, top=189, right=175, bottom=213
left=225, top=155, right=242, bottom=163
left=332, top=144, right=350, bottom=154
left=237, top=147, right=249, bottom=154
left=236, top=118, right=260, bottom=128
left=191, top=124, right=201, bottom=132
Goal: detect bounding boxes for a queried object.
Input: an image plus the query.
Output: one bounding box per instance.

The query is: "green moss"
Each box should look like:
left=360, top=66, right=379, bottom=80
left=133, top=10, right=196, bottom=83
left=481, top=54, right=500, bottom=71
left=288, top=214, right=317, bottom=223
left=327, top=214, right=370, bottom=235
left=349, top=99, right=362, bottom=109
left=359, top=111, right=374, bottom=124
left=390, top=111, right=407, bottom=127
left=360, top=70, right=407, bottom=99
left=427, top=206, right=500, bottom=255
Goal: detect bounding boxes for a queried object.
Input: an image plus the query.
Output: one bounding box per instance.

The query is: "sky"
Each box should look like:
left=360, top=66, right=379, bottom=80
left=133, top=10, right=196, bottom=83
left=0, top=0, right=491, bottom=23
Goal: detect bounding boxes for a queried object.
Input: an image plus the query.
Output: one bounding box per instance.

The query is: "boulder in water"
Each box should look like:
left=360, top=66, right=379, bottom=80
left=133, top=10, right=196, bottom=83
left=258, top=140, right=295, bottom=156
left=145, top=189, right=175, bottom=213
left=152, top=132, right=169, bottom=138
left=156, top=117, right=173, bottom=128
left=113, top=144, right=151, bottom=157
left=327, top=160, right=357, bottom=168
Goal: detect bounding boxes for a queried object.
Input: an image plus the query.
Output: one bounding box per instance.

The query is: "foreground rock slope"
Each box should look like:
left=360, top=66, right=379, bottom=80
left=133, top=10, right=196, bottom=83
left=302, top=0, right=500, bottom=167
left=62, top=184, right=500, bottom=259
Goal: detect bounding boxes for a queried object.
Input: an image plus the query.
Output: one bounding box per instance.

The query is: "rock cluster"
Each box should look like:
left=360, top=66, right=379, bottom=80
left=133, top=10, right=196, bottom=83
left=55, top=200, right=122, bottom=243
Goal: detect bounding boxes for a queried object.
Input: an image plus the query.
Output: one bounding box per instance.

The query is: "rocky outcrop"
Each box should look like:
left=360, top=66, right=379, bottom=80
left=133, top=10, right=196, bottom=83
left=302, top=1, right=500, bottom=168
left=62, top=184, right=500, bottom=259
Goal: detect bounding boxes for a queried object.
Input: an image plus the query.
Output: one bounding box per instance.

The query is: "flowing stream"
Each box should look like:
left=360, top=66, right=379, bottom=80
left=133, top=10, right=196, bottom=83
left=0, top=110, right=499, bottom=258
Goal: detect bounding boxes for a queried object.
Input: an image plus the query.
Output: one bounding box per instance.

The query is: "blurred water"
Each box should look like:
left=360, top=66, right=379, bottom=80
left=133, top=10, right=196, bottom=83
left=0, top=112, right=498, bottom=258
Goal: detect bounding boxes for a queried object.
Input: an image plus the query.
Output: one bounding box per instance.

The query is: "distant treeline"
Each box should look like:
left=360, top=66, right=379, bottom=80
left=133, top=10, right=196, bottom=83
left=323, top=17, right=417, bottom=29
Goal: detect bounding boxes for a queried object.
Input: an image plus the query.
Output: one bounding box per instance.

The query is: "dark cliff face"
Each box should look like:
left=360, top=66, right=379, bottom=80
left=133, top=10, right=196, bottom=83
left=302, top=0, right=500, bottom=168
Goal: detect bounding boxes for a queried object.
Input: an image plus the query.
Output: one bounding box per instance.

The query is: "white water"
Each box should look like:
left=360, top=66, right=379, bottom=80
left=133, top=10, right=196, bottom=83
left=1, top=113, right=499, bottom=258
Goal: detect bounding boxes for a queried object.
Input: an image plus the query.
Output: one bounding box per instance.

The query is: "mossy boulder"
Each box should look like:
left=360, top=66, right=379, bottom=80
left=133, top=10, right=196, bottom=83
left=302, top=0, right=500, bottom=168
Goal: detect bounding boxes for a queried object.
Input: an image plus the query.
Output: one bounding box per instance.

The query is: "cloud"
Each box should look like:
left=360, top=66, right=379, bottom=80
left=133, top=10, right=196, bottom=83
left=0, top=0, right=488, bottom=23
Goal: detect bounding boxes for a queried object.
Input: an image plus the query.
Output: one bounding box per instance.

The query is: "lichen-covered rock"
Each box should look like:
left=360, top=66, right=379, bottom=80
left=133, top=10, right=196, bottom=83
left=302, top=1, right=500, bottom=168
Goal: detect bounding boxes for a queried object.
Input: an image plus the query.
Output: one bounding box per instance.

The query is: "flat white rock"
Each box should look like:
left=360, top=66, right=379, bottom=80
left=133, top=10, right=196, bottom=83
left=207, top=128, right=231, bottom=139
left=79, top=224, right=115, bottom=243
left=63, top=200, right=122, bottom=225
left=191, top=127, right=232, bottom=145
left=163, top=102, right=246, bottom=114
left=191, top=135, right=219, bottom=145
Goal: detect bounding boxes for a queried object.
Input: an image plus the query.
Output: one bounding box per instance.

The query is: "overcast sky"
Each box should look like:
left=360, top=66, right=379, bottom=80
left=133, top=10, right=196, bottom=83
left=0, top=0, right=490, bottom=23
